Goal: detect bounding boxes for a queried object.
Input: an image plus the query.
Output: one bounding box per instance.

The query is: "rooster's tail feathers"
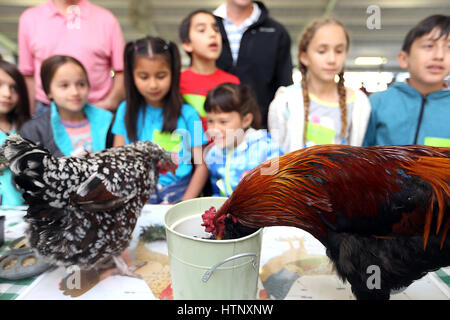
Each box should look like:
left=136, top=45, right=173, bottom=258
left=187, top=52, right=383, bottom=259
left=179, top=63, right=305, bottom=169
left=401, top=154, right=450, bottom=250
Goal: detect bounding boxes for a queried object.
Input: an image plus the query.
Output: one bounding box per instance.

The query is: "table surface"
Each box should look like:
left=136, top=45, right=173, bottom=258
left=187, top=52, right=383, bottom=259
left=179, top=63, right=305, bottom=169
left=1, top=205, right=449, bottom=300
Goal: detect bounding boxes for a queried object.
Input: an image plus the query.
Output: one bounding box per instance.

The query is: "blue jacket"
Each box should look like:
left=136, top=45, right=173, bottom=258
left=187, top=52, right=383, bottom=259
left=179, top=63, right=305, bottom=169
left=205, top=128, right=282, bottom=196
left=363, top=82, right=450, bottom=146
left=0, top=130, right=24, bottom=206
left=20, top=102, right=113, bottom=157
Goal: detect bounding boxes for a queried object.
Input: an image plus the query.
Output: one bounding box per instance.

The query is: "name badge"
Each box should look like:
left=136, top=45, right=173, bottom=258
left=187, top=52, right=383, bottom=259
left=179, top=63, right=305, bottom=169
left=183, top=94, right=207, bottom=117
left=424, top=137, right=450, bottom=147
left=153, top=130, right=182, bottom=152
left=306, top=122, right=335, bottom=145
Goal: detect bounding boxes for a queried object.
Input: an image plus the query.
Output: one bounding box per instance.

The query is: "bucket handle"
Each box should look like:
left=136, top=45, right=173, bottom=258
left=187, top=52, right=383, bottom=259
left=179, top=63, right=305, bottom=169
left=201, top=253, right=258, bottom=282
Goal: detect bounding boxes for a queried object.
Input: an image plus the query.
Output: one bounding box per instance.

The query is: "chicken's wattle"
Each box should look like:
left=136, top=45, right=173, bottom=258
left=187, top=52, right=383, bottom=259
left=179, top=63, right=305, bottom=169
left=201, top=206, right=239, bottom=240
left=201, top=206, right=222, bottom=239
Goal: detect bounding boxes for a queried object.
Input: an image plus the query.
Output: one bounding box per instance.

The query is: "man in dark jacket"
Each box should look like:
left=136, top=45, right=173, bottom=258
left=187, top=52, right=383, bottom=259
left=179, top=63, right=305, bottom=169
left=214, top=0, right=293, bottom=128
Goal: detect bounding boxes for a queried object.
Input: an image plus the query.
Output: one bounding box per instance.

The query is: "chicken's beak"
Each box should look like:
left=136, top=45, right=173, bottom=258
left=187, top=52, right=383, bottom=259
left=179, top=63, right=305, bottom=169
left=157, top=160, right=178, bottom=175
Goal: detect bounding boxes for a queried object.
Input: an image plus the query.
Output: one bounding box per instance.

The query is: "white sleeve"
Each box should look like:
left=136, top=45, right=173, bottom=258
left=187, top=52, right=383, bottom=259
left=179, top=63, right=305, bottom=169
left=350, top=89, right=372, bottom=146
left=268, top=86, right=289, bottom=151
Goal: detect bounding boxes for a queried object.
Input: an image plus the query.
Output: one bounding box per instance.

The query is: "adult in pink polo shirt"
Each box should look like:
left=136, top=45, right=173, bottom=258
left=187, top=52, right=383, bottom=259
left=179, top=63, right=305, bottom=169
left=18, top=0, right=125, bottom=115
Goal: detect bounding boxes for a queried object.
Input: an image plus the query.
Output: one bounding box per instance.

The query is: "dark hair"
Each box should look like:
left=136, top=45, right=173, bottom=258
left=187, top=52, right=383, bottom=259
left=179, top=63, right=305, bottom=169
left=402, top=15, right=450, bottom=53
left=124, top=36, right=182, bottom=142
left=0, top=60, right=31, bottom=130
left=204, top=83, right=262, bottom=130
left=40, top=55, right=89, bottom=97
left=179, top=9, right=215, bottom=62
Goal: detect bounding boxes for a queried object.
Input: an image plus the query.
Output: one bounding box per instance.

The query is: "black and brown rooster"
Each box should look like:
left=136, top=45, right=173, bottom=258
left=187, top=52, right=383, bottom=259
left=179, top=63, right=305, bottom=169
left=207, top=144, right=450, bottom=300
left=0, top=134, right=176, bottom=279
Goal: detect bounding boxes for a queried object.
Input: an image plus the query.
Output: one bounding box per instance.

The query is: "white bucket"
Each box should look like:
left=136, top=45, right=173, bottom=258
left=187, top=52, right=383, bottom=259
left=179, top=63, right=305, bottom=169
left=163, top=197, right=262, bottom=300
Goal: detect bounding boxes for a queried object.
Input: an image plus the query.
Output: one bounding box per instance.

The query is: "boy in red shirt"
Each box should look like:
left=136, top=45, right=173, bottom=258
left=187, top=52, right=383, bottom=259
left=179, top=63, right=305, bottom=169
left=179, top=9, right=240, bottom=131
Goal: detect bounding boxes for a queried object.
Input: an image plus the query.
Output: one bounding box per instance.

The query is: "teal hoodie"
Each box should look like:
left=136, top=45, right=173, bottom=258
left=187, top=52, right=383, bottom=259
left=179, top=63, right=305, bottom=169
left=50, top=102, right=112, bottom=155
left=20, top=102, right=113, bottom=157
left=363, top=82, right=450, bottom=147
left=0, top=130, right=24, bottom=206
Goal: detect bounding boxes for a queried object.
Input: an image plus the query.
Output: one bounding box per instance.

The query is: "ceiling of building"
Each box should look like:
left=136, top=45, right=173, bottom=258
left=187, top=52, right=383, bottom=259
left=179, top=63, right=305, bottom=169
left=1, top=0, right=449, bottom=71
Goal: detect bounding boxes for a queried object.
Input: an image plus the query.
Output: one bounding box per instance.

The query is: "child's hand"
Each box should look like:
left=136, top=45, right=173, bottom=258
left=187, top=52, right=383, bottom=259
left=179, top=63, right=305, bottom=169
left=0, top=162, right=10, bottom=175
left=71, top=147, right=88, bottom=157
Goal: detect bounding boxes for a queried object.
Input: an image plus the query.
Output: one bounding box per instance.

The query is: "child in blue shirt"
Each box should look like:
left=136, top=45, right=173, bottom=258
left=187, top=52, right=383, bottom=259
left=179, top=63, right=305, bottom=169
left=363, top=15, right=450, bottom=147
left=204, top=83, right=282, bottom=196
left=112, top=36, right=208, bottom=204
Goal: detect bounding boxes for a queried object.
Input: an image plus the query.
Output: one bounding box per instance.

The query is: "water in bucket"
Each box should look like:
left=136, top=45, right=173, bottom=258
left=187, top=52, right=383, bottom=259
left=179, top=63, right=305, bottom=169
left=172, top=214, right=211, bottom=239
left=163, top=197, right=262, bottom=300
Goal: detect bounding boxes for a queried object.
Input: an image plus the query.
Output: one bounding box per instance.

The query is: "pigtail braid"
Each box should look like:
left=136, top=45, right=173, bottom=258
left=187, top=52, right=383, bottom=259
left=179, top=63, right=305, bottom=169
left=300, top=65, right=310, bottom=146
left=162, top=39, right=182, bottom=133
left=337, top=71, right=348, bottom=142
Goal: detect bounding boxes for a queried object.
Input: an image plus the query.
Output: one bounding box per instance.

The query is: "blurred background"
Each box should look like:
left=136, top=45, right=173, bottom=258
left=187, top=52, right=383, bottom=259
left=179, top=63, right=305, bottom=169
left=1, top=0, right=449, bottom=93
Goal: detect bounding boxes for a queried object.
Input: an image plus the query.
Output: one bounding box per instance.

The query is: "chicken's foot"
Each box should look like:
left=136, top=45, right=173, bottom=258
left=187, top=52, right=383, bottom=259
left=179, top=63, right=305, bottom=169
left=112, top=255, right=147, bottom=278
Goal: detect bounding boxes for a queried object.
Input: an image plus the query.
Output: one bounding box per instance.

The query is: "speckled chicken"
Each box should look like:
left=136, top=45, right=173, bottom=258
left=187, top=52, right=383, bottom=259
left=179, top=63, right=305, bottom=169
left=0, top=134, right=176, bottom=277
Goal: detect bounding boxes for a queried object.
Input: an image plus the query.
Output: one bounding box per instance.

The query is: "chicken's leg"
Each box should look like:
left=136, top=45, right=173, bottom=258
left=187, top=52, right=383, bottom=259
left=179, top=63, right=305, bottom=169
left=112, top=255, right=146, bottom=278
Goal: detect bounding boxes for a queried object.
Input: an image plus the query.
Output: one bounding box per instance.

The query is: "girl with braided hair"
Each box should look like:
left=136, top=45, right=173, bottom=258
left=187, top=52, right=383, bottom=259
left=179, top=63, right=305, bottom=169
left=268, top=18, right=371, bottom=153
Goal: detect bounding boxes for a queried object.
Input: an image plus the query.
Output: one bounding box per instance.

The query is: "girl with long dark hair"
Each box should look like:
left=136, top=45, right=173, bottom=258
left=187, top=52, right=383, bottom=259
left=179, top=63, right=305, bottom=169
left=112, top=36, right=208, bottom=204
